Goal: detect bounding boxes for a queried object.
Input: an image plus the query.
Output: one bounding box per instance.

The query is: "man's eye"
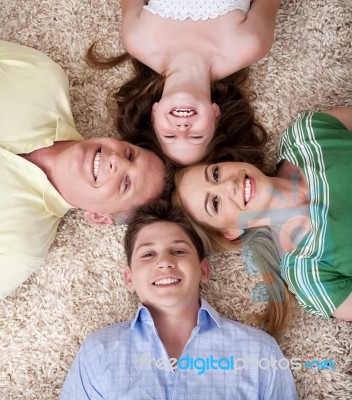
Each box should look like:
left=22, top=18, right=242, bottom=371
left=212, top=195, right=219, bottom=212
left=123, top=176, right=130, bottom=193
left=212, top=166, right=219, bottom=182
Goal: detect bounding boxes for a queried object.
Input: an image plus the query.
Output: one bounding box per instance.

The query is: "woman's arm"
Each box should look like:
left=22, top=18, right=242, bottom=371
left=322, top=107, right=352, bottom=131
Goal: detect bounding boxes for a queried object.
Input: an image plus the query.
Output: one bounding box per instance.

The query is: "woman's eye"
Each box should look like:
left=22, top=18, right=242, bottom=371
left=212, top=166, right=219, bottom=182
left=212, top=195, right=219, bottom=212
left=164, top=135, right=175, bottom=139
left=191, top=136, right=202, bottom=140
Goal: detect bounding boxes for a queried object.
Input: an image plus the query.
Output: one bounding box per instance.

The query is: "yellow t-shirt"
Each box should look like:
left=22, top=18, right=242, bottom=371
left=0, top=41, right=83, bottom=299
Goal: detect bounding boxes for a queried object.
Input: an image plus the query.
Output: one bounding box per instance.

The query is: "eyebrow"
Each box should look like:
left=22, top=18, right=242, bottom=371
left=134, top=239, right=193, bottom=253
left=204, top=166, right=211, bottom=216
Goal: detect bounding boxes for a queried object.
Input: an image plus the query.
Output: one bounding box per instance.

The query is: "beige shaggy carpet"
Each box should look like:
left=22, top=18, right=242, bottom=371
left=1, top=1, right=351, bottom=399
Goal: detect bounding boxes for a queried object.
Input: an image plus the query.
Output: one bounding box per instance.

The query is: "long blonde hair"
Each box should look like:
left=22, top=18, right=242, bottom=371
left=173, top=169, right=295, bottom=338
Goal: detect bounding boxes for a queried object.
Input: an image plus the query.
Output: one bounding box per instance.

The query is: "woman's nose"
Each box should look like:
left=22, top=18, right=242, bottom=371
left=175, top=123, right=191, bottom=132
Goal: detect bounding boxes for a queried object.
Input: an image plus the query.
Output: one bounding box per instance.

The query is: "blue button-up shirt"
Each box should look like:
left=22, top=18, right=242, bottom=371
left=61, top=299, right=297, bottom=399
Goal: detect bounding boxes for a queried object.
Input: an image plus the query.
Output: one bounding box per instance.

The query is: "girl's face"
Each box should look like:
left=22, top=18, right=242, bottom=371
left=151, top=96, right=220, bottom=166
left=177, top=162, right=274, bottom=239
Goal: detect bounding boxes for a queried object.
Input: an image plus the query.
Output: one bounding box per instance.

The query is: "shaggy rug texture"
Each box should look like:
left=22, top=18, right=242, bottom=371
left=0, top=0, right=351, bottom=399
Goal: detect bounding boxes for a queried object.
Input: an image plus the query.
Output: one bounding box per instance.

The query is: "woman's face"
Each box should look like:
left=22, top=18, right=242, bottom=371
left=151, top=96, right=220, bottom=166
left=177, top=162, right=274, bottom=239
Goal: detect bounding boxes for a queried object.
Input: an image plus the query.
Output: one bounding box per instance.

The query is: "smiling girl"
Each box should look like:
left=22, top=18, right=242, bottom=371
left=87, top=0, right=280, bottom=166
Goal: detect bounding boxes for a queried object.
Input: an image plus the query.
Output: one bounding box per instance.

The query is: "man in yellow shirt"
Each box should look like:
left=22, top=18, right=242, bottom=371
left=0, top=41, right=166, bottom=299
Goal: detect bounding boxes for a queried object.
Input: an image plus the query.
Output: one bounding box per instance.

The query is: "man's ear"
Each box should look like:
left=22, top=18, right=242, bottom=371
left=83, top=211, right=114, bottom=225
left=124, top=266, right=135, bottom=292
left=223, top=229, right=244, bottom=241
left=200, top=258, right=211, bottom=284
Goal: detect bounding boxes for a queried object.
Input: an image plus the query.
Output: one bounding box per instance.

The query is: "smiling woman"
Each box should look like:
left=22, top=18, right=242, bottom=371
left=86, top=0, right=280, bottom=166
left=173, top=109, right=352, bottom=329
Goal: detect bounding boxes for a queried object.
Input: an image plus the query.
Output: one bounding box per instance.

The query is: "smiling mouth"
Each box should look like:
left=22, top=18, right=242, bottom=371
left=244, top=175, right=252, bottom=205
left=93, top=151, right=101, bottom=180
left=170, top=108, right=196, bottom=117
left=153, top=278, right=181, bottom=286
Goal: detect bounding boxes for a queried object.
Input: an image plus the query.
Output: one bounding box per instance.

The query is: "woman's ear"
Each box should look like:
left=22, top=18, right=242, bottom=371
left=151, top=102, right=159, bottom=123
left=83, top=211, right=114, bottom=225
left=223, top=229, right=244, bottom=241
left=200, top=258, right=211, bottom=283
left=124, top=266, right=135, bottom=293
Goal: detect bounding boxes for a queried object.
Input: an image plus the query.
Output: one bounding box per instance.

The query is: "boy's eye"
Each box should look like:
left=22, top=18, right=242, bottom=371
left=212, top=195, right=219, bottom=212
left=212, top=166, right=219, bottom=182
left=172, top=249, right=187, bottom=255
left=141, top=252, right=154, bottom=259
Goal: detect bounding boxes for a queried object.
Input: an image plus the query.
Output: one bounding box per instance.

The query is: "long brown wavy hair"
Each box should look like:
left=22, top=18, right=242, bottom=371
left=86, top=42, right=268, bottom=168
left=172, top=168, right=295, bottom=339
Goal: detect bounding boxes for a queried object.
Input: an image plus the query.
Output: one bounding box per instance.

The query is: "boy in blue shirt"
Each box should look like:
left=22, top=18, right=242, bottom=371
left=61, top=201, right=297, bottom=399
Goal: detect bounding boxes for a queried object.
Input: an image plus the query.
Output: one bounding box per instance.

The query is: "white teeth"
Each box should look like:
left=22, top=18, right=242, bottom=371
left=154, top=278, right=180, bottom=286
left=93, top=152, right=101, bottom=180
left=171, top=109, right=196, bottom=117
left=244, top=178, right=251, bottom=204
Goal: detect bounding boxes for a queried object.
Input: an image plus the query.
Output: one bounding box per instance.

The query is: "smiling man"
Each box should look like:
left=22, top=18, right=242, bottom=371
left=0, top=40, right=165, bottom=299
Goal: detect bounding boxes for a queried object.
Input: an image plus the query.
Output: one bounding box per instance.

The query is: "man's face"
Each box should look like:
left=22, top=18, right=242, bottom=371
left=52, top=138, right=165, bottom=218
left=124, top=222, right=210, bottom=312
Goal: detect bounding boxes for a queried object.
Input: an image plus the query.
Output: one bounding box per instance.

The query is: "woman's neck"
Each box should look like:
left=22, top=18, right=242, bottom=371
left=269, top=162, right=311, bottom=254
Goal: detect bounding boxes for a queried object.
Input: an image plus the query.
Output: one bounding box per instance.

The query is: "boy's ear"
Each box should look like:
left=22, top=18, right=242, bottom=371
left=83, top=211, right=114, bottom=225
left=124, top=266, right=135, bottom=292
left=223, top=229, right=244, bottom=241
left=200, top=258, right=211, bottom=284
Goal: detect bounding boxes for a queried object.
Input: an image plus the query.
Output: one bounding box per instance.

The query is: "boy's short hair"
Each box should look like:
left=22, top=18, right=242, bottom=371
left=124, top=200, right=205, bottom=265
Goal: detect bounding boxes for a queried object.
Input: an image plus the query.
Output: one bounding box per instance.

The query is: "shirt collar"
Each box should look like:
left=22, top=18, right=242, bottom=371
left=130, top=298, right=221, bottom=331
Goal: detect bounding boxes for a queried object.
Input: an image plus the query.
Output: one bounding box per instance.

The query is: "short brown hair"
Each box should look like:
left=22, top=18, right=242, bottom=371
left=124, top=200, right=206, bottom=265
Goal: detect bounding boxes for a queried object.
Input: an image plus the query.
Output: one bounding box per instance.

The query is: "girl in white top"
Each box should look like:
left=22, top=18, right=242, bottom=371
left=89, top=1, right=280, bottom=166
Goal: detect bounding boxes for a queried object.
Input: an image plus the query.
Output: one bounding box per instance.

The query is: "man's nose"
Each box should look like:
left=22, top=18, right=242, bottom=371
left=109, top=153, right=129, bottom=174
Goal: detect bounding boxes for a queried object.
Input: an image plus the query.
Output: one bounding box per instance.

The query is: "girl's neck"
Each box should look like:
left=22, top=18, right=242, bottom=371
left=162, top=51, right=213, bottom=96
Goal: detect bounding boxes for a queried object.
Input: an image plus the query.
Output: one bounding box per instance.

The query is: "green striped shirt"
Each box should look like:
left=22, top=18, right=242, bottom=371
left=278, top=112, right=352, bottom=318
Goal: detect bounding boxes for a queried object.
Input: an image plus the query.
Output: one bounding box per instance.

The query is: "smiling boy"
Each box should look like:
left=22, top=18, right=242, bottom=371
left=60, top=201, right=297, bottom=399
left=0, top=40, right=165, bottom=299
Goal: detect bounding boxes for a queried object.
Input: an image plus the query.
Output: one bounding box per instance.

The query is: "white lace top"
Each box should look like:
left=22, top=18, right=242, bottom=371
left=143, top=0, right=252, bottom=21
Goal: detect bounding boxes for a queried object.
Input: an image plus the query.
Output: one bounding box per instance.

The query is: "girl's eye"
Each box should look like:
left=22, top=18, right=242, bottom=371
left=191, top=136, right=202, bottom=140
left=212, top=166, right=219, bottom=182
left=127, top=147, right=135, bottom=161
left=212, top=195, right=219, bottom=212
left=164, top=135, right=175, bottom=139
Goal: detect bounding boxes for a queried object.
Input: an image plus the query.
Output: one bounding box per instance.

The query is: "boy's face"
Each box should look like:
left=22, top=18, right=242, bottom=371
left=124, top=222, right=210, bottom=311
